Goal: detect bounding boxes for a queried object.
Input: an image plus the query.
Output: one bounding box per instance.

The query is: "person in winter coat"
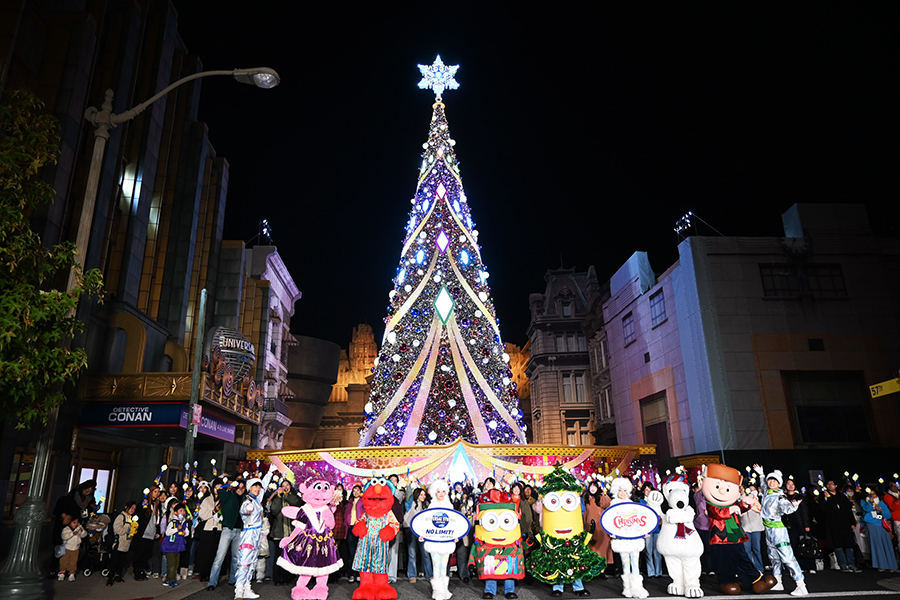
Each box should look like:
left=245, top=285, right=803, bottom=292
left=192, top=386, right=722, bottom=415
left=344, top=484, right=364, bottom=583
left=196, top=480, right=223, bottom=582
left=691, top=482, right=711, bottom=575
left=639, top=482, right=664, bottom=578
left=820, top=480, right=861, bottom=572
left=783, top=479, right=816, bottom=573
left=739, top=485, right=765, bottom=572
left=861, top=491, right=897, bottom=571
left=884, top=482, right=900, bottom=553
left=404, top=488, right=433, bottom=583
left=106, top=501, right=138, bottom=586
left=268, top=479, right=302, bottom=585
left=583, top=480, right=613, bottom=576
left=161, top=503, right=190, bottom=587
left=58, top=517, right=87, bottom=581
left=133, top=485, right=162, bottom=580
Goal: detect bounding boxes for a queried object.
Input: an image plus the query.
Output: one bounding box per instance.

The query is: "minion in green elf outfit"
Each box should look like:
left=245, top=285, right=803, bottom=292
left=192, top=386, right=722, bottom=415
left=526, top=465, right=606, bottom=597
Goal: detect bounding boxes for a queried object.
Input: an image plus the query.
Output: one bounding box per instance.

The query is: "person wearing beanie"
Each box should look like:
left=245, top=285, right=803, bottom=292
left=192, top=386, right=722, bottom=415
left=753, top=465, right=808, bottom=596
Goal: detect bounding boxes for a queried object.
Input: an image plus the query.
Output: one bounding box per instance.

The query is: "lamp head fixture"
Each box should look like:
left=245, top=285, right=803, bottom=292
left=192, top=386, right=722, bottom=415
left=233, top=67, right=281, bottom=89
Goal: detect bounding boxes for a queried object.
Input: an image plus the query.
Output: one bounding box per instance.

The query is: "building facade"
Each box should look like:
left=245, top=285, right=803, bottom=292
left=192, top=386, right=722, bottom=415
left=604, top=203, right=900, bottom=475
left=526, top=267, right=611, bottom=445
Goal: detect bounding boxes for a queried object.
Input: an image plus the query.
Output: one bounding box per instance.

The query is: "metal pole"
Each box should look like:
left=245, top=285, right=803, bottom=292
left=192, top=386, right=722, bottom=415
left=185, top=288, right=208, bottom=467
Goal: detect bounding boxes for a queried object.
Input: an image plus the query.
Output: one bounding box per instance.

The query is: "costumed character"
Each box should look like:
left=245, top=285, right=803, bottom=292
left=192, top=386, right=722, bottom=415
left=527, top=465, right=605, bottom=597
left=701, top=464, right=776, bottom=595
left=235, top=466, right=276, bottom=600
left=467, top=490, right=525, bottom=600
left=608, top=477, right=649, bottom=599
left=425, top=479, right=457, bottom=600
left=752, top=466, right=807, bottom=596
left=278, top=479, right=344, bottom=600
left=351, top=477, right=401, bottom=600
left=645, top=473, right=704, bottom=598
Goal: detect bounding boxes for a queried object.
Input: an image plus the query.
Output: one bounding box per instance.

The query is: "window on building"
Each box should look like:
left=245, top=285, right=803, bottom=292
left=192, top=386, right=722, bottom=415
left=650, top=290, right=666, bottom=326
left=567, top=333, right=577, bottom=352
left=760, top=263, right=848, bottom=298
left=565, top=416, right=592, bottom=446
left=562, top=373, right=586, bottom=403
left=641, top=392, right=671, bottom=459
left=555, top=334, right=565, bottom=353
left=562, top=302, right=572, bottom=317
left=760, top=264, right=801, bottom=297
left=68, top=466, right=114, bottom=514
left=578, top=334, right=587, bottom=352
left=600, top=338, right=609, bottom=368
left=562, top=373, right=573, bottom=403
left=806, top=265, right=848, bottom=297
left=623, top=313, right=635, bottom=345
left=599, top=387, right=614, bottom=421
left=783, top=371, right=871, bottom=445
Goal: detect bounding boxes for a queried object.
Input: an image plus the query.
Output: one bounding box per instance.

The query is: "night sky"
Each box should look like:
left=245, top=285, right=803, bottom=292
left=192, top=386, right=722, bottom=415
left=173, top=4, right=898, bottom=349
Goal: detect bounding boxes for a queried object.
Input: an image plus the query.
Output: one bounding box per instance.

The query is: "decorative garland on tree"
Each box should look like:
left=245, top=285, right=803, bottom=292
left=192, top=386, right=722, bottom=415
left=526, top=531, right=606, bottom=584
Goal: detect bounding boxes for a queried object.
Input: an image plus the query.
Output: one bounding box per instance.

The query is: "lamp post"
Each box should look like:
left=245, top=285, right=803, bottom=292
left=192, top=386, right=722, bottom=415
left=0, top=67, right=280, bottom=600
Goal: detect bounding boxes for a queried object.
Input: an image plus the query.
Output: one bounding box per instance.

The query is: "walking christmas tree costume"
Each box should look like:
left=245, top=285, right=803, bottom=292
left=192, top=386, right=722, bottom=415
left=359, top=56, right=527, bottom=447
left=527, top=465, right=604, bottom=596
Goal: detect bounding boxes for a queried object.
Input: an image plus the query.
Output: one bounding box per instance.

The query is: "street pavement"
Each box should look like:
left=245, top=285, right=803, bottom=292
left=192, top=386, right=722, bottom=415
left=44, top=567, right=900, bottom=600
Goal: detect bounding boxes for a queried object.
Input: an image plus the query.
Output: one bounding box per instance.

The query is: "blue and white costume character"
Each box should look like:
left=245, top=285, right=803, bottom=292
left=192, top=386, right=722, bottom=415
left=235, top=468, right=276, bottom=600
left=754, top=466, right=808, bottom=597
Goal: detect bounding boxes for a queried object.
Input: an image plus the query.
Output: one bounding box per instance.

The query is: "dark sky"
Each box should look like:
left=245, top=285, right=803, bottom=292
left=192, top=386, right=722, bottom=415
left=173, top=4, right=898, bottom=349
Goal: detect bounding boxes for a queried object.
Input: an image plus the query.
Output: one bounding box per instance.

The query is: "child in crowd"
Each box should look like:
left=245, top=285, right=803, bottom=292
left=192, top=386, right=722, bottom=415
left=161, top=503, right=189, bottom=587
left=58, top=517, right=87, bottom=581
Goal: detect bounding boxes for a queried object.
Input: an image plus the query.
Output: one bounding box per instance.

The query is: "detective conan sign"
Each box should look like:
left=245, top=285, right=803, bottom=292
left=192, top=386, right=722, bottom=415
left=79, top=402, right=236, bottom=442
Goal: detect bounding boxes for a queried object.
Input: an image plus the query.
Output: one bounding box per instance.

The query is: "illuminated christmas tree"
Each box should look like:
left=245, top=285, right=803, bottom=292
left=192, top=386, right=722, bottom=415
left=359, top=57, right=527, bottom=447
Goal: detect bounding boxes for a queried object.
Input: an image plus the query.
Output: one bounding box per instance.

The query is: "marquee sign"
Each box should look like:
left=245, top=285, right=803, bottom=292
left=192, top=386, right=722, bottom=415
left=599, top=501, right=659, bottom=540
left=410, top=507, right=471, bottom=543
left=79, top=402, right=236, bottom=442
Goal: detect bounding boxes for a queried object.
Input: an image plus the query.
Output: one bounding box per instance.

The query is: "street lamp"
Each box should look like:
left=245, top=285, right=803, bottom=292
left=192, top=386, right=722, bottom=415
left=0, top=66, right=280, bottom=600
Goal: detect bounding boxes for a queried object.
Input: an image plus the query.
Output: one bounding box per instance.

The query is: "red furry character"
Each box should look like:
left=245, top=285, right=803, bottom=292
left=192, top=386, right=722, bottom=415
left=351, top=477, right=400, bottom=600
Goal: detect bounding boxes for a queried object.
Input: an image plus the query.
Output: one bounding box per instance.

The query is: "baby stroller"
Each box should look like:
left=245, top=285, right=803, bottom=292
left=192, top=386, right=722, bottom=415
left=78, top=514, right=111, bottom=577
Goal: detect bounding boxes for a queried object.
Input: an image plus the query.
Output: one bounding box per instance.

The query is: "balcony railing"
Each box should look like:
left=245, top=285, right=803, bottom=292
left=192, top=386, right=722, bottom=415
left=262, top=397, right=289, bottom=416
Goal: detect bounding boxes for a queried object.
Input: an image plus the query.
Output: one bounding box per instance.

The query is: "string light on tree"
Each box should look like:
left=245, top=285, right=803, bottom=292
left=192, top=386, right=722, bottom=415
left=360, top=57, right=526, bottom=447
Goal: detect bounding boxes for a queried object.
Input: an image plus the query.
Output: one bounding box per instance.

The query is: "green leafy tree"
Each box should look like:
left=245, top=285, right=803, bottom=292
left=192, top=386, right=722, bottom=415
left=0, top=89, right=103, bottom=428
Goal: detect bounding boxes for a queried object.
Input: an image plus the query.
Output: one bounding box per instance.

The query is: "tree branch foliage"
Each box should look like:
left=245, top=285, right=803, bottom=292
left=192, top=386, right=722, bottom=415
left=0, top=89, right=103, bottom=428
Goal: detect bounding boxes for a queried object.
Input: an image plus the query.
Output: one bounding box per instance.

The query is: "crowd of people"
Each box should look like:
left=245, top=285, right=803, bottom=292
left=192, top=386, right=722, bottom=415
left=48, top=464, right=900, bottom=597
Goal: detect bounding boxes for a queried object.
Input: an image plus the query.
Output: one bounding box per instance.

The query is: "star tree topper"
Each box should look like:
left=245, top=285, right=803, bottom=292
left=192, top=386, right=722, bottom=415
left=418, top=55, right=459, bottom=98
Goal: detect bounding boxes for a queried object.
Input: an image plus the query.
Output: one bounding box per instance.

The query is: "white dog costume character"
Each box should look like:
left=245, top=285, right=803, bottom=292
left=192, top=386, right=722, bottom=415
left=425, top=479, right=456, bottom=600
left=646, top=473, right=704, bottom=598
left=609, top=477, right=649, bottom=599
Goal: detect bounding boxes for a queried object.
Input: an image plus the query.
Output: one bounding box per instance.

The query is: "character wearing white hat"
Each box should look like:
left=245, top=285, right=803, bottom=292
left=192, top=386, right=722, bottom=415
left=235, top=467, right=276, bottom=600
left=425, top=479, right=457, bottom=600
left=608, top=477, right=649, bottom=599
left=753, top=465, right=807, bottom=597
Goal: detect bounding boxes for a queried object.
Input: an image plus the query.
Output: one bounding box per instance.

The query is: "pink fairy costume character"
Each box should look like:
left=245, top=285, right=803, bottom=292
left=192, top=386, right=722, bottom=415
left=278, top=479, right=343, bottom=600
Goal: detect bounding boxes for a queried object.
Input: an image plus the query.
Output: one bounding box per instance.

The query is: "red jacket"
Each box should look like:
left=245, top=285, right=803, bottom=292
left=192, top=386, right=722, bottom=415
left=707, top=502, right=750, bottom=545
left=884, top=492, right=900, bottom=522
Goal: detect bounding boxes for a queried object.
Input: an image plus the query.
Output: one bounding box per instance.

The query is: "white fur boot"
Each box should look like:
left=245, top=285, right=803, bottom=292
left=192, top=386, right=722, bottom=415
left=772, top=575, right=784, bottom=591
left=631, top=574, right=649, bottom=599
left=790, top=580, right=809, bottom=596
left=242, top=583, right=260, bottom=599
left=622, top=574, right=634, bottom=598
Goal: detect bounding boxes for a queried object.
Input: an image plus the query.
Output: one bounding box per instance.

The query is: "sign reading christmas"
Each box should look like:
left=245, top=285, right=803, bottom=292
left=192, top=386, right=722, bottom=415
left=410, top=507, right=471, bottom=543
left=599, top=501, right=659, bottom=540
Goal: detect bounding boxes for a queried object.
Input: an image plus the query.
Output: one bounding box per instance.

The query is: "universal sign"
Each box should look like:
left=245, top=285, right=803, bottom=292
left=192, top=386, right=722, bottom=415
left=410, top=507, right=471, bottom=543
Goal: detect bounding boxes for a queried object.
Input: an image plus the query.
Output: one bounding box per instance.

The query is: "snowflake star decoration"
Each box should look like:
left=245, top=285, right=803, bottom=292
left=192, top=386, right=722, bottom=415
left=418, top=55, right=459, bottom=99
